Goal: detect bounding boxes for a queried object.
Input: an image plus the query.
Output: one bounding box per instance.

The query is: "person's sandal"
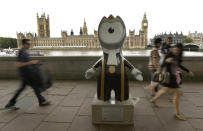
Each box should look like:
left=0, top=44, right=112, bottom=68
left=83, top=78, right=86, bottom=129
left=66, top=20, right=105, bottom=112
left=175, top=113, right=187, bottom=121
left=150, top=99, right=159, bottom=108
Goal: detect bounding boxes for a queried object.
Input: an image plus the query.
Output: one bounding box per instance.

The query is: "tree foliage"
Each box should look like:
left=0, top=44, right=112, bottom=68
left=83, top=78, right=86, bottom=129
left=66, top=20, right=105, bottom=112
left=183, top=38, right=193, bottom=43
left=0, top=37, right=17, bottom=48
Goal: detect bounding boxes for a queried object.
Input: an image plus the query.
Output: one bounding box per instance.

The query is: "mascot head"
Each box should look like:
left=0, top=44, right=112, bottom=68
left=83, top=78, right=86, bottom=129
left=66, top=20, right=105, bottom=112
left=98, top=15, right=126, bottom=50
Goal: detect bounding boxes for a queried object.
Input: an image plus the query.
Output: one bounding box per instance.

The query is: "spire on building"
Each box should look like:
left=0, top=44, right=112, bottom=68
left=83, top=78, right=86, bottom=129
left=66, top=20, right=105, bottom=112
left=80, top=27, right=83, bottom=35
left=71, top=30, right=73, bottom=35
left=94, top=29, right=98, bottom=36
left=84, top=18, right=86, bottom=26
left=83, top=18, right=88, bottom=35
left=141, top=12, right=148, bottom=30
left=143, top=12, right=147, bottom=21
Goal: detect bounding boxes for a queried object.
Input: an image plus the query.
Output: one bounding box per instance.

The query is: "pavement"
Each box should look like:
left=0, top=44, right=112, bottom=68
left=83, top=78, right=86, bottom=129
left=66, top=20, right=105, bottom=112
left=0, top=80, right=203, bottom=131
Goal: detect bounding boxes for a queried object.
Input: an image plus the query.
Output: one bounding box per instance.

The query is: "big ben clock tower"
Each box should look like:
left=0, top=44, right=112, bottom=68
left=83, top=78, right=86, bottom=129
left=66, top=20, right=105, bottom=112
left=141, top=13, right=148, bottom=47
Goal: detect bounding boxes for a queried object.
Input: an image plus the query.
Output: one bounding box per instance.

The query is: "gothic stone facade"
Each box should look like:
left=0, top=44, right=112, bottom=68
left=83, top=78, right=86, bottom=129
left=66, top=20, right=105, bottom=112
left=151, top=32, right=185, bottom=44
left=17, top=13, right=148, bottom=49
left=188, top=31, right=203, bottom=43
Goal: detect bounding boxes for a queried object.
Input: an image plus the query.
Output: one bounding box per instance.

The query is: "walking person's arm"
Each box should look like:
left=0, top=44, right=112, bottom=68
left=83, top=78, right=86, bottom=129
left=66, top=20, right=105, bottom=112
left=16, top=60, right=39, bottom=68
left=178, top=64, right=194, bottom=77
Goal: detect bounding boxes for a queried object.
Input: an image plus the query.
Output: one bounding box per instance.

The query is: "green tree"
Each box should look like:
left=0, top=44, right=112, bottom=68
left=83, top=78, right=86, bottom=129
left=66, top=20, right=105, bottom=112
left=0, top=37, right=17, bottom=48
left=183, top=38, right=193, bottom=43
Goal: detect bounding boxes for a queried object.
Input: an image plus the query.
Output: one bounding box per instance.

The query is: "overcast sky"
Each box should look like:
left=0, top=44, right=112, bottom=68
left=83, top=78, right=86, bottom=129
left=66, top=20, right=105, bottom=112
left=0, top=0, right=202, bottom=39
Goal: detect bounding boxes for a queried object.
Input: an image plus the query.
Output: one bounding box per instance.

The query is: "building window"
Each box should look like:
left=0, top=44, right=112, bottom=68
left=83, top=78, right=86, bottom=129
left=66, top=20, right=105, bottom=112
left=40, top=25, right=43, bottom=30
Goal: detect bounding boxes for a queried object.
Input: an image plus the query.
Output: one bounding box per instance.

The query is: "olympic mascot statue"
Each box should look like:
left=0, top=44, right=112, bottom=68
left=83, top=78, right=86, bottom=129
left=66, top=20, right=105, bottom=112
left=85, top=15, right=143, bottom=101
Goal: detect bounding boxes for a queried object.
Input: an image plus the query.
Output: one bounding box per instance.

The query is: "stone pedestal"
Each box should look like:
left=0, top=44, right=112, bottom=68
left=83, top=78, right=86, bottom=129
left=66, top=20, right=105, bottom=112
left=92, top=93, right=139, bottom=125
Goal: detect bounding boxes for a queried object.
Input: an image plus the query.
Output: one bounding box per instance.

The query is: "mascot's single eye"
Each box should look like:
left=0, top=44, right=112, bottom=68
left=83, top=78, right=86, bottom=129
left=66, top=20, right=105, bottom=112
left=98, top=21, right=126, bottom=48
left=108, top=27, right=114, bottom=34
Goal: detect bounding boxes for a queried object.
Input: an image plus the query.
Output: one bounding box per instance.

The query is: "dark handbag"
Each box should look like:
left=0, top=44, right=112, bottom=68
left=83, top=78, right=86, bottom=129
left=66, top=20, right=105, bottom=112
left=153, top=67, right=170, bottom=85
left=31, top=64, right=53, bottom=92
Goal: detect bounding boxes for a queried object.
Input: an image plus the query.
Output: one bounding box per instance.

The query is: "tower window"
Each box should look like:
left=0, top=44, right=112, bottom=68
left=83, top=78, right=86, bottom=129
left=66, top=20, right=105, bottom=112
left=40, top=25, right=44, bottom=30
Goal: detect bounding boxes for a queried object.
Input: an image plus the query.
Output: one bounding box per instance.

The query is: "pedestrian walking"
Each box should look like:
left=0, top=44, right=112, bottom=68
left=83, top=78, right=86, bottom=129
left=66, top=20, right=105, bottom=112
left=5, top=39, right=51, bottom=109
left=150, top=43, right=194, bottom=121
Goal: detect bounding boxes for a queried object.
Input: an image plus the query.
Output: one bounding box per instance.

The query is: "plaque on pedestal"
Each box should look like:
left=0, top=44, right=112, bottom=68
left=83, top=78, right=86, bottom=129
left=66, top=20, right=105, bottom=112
left=92, top=93, right=139, bottom=125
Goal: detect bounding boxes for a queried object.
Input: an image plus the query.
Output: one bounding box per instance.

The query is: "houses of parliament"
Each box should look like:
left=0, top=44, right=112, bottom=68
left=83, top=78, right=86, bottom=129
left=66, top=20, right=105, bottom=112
left=17, top=13, right=148, bottom=49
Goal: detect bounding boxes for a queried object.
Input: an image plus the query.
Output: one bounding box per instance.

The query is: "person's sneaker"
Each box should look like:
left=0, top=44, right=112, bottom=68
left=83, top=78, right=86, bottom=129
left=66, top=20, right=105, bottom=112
left=5, top=102, right=15, bottom=109
left=39, top=100, right=51, bottom=106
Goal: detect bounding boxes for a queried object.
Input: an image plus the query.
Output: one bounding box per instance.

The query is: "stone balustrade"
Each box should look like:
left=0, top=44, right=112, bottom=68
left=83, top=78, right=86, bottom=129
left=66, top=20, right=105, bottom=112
left=0, top=56, right=202, bottom=81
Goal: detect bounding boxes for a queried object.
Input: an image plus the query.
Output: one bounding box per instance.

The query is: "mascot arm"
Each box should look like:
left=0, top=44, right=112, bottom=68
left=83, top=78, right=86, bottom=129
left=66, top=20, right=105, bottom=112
left=124, top=58, right=135, bottom=70
left=92, top=58, right=102, bottom=69
left=124, top=59, right=143, bottom=81
left=85, top=58, right=102, bottom=79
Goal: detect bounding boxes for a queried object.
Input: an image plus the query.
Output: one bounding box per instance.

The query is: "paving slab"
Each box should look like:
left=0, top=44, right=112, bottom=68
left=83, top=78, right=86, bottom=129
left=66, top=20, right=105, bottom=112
left=68, top=116, right=98, bottom=131
left=131, top=86, right=146, bottom=98
left=180, top=101, right=203, bottom=119
left=188, top=96, right=203, bottom=107
left=70, top=86, right=91, bottom=95
left=47, top=88, right=73, bottom=96
left=27, top=88, right=54, bottom=97
left=16, top=96, right=38, bottom=110
left=134, top=115, right=165, bottom=131
left=134, top=98, right=156, bottom=116
left=0, top=114, right=45, bottom=131
left=0, top=93, right=26, bottom=109
left=35, top=122, right=70, bottom=131
left=0, top=123, right=6, bottom=129
left=154, top=107, right=196, bottom=131
left=188, top=119, right=203, bottom=129
left=152, top=98, right=174, bottom=108
left=20, top=88, right=33, bottom=96
left=0, top=89, right=15, bottom=96
left=44, top=106, right=79, bottom=122
left=25, top=95, right=65, bottom=114
left=86, top=86, right=97, bottom=98
left=0, top=94, right=13, bottom=108
left=100, top=124, right=134, bottom=131
left=0, top=95, right=29, bottom=123
left=0, top=109, right=22, bottom=123
left=60, top=93, right=86, bottom=107
left=78, top=98, right=93, bottom=116
left=129, top=81, right=146, bottom=88
left=54, top=81, right=77, bottom=88
left=182, top=82, right=203, bottom=90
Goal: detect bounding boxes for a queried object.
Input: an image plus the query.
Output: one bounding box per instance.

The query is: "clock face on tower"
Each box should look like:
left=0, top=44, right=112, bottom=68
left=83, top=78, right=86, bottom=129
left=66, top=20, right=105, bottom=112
left=144, top=23, right=147, bottom=26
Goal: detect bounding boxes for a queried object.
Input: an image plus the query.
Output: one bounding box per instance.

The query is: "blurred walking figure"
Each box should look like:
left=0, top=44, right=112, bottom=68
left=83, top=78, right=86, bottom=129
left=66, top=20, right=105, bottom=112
left=150, top=43, right=194, bottom=121
left=160, top=37, right=173, bottom=64
left=145, top=38, right=162, bottom=95
left=5, top=39, right=50, bottom=109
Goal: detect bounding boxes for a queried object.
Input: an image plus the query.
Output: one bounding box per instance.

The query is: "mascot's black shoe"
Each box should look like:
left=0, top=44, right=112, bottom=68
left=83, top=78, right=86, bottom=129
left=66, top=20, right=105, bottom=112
left=39, top=100, right=51, bottom=106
